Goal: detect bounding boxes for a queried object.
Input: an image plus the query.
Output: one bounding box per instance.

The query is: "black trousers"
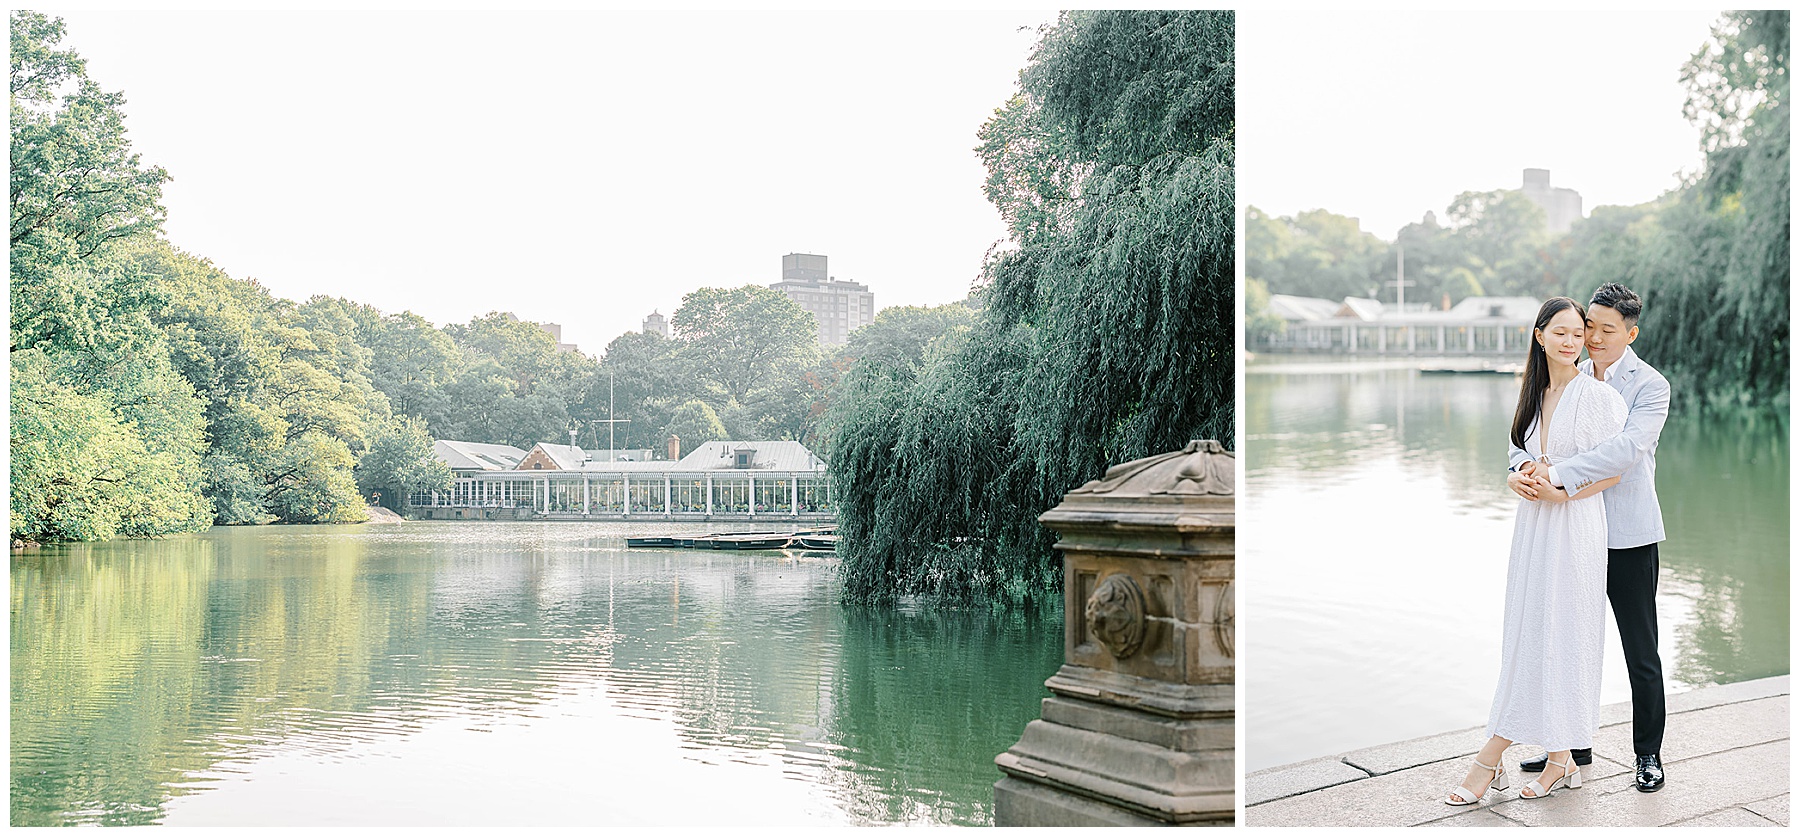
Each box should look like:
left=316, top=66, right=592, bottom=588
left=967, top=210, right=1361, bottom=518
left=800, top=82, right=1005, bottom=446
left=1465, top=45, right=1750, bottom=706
left=1608, top=542, right=1666, bottom=756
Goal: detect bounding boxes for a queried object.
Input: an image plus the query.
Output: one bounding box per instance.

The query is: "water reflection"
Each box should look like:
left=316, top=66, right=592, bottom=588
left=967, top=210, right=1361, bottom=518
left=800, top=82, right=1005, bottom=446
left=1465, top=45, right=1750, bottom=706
left=1243, top=361, right=1788, bottom=771
left=11, top=523, right=1062, bottom=826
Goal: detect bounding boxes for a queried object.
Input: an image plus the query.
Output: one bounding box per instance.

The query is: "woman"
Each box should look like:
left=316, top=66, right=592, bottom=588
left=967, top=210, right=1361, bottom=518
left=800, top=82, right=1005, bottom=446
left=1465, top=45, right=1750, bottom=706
left=1445, top=297, right=1627, bottom=805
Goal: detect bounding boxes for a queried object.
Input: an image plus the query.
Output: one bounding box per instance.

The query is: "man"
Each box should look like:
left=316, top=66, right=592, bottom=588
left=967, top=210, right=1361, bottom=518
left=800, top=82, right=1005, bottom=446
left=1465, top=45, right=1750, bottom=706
left=1506, top=282, right=1670, bottom=793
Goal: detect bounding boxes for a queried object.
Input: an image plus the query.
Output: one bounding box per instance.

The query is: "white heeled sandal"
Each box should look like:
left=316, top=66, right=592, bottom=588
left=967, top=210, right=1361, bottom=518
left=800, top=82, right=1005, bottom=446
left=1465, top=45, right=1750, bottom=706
left=1520, top=754, right=1581, bottom=799
left=1445, top=757, right=1510, bottom=806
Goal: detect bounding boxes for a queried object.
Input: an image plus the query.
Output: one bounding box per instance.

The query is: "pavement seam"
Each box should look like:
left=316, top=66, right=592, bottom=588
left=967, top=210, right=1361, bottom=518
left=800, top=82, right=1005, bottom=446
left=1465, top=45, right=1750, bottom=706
left=1667, top=691, right=1790, bottom=716
left=1243, top=758, right=1374, bottom=807
left=1667, top=805, right=1779, bottom=827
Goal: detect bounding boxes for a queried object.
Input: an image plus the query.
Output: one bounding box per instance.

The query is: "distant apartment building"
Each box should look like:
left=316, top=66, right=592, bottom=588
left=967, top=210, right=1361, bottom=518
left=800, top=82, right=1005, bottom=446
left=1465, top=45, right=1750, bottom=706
left=643, top=310, right=669, bottom=337
left=769, top=253, right=875, bottom=346
left=1519, top=168, right=1583, bottom=235
left=537, top=322, right=579, bottom=354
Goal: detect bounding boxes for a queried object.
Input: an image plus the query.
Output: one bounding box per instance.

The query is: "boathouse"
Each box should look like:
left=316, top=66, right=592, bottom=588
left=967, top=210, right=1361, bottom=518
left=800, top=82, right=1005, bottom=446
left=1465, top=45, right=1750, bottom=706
left=1260, top=294, right=1539, bottom=354
left=410, top=439, right=832, bottom=522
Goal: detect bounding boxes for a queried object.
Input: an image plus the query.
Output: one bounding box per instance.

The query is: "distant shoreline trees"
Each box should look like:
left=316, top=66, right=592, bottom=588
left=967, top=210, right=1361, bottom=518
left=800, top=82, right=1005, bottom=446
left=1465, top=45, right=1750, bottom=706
left=7, top=11, right=853, bottom=542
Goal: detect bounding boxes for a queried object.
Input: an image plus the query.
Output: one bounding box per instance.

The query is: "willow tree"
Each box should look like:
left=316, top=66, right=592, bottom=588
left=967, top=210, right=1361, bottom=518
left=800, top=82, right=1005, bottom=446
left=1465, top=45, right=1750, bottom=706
left=829, top=11, right=1235, bottom=601
left=1659, top=10, right=1789, bottom=405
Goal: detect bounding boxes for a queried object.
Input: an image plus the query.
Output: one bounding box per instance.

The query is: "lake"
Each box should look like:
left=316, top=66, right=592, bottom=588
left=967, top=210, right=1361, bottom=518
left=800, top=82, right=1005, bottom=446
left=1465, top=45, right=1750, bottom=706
left=1242, top=358, right=1789, bottom=771
left=10, top=522, right=1063, bottom=825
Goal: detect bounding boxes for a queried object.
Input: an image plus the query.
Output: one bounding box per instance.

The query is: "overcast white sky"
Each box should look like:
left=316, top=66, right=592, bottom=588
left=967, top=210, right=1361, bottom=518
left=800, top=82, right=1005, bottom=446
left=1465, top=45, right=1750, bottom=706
left=1239, top=9, right=1726, bottom=241
left=53, top=10, right=1057, bottom=355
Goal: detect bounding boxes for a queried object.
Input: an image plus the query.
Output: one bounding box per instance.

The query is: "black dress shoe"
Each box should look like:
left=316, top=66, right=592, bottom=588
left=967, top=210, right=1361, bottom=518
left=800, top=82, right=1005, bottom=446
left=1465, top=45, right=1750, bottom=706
left=1519, top=748, right=1593, bottom=772
left=1635, top=753, right=1665, bottom=792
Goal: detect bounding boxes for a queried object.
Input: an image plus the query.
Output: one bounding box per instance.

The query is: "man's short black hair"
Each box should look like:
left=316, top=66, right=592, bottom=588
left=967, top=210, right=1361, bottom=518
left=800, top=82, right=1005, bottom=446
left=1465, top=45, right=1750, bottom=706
left=1588, top=282, right=1643, bottom=325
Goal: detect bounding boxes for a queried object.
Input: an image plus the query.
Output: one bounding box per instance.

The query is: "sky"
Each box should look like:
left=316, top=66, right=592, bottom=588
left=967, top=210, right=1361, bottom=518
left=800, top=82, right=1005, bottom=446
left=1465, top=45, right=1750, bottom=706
left=1239, top=10, right=1727, bottom=241
left=52, top=10, right=1058, bottom=355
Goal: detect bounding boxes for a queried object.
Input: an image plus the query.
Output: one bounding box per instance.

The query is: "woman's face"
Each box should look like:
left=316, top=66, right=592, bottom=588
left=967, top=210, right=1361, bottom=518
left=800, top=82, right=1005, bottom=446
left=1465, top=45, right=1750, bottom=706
left=1537, top=307, right=1585, bottom=369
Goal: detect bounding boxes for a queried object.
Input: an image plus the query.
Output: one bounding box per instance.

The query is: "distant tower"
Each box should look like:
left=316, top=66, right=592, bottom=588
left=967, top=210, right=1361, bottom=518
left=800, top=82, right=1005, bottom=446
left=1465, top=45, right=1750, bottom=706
left=1519, top=169, right=1583, bottom=235
left=643, top=310, right=669, bottom=338
left=770, top=253, right=876, bottom=346
left=538, top=321, right=579, bottom=353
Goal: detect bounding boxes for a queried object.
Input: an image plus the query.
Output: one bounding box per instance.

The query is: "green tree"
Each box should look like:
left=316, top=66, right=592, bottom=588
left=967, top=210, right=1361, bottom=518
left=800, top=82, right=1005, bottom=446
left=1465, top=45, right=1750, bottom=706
left=1245, top=277, right=1285, bottom=345
left=662, top=399, right=728, bottom=452
left=356, top=415, right=453, bottom=509
left=590, top=330, right=688, bottom=450
left=9, top=14, right=211, bottom=541
left=10, top=11, right=170, bottom=356
left=671, top=285, right=818, bottom=404
left=842, top=303, right=975, bottom=373
left=1444, top=189, right=1552, bottom=296
left=830, top=10, right=1235, bottom=601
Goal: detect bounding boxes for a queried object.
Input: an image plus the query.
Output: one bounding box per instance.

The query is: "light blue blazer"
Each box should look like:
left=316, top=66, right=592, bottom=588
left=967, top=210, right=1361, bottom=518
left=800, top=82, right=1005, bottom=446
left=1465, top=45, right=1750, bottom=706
left=1509, top=347, right=1669, bottom=549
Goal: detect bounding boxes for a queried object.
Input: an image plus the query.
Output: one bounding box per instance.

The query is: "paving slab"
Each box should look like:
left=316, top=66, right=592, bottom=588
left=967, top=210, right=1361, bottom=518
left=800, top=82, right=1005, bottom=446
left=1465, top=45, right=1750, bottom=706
left=1481, top=739, right=1789, bottom=828
left=1245, top=757, right=1369, bottom=806
left=1744, top=793, right=1789, bottom=826
left=1671, top=806, right=1780, bottom=827
left=1589, top=695, right=1786, bottom=765
left=1665, top=676, right=1789, bottom=714
left=1246, top=743, right=1566, bottom=828
left=1342, top=728, right=1490, bottom=777
left=1247, top=676, right=1789, bottom=828
left=1419, top=809, right=1524, bottom=827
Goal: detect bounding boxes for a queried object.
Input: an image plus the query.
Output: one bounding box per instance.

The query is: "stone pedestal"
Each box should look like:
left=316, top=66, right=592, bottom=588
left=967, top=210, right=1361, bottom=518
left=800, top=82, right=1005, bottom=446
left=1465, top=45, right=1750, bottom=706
left=994, top=440, right=1235, bottom=826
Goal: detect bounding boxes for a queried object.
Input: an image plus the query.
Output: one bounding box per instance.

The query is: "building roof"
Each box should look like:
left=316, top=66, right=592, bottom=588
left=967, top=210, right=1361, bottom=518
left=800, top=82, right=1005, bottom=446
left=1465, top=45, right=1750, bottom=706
left=435, top=440, right=528, bottom=471
left=525, top=443, right=590, bottom=471
left=1267, top=294, right=1342, bottom=322
left=676, top=440, right=824, bottom=472
left=1446, top=296, right=1542, bottom=321
left=439, top=439, right=825, bottom=475
left=1336, top=298, right=1384, bottom=321
left=583, top=448, right=656, bottom=464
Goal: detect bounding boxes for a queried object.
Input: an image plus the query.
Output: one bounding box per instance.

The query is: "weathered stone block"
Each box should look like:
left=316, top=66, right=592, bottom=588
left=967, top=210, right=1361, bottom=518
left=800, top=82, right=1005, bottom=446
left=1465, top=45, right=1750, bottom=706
left=994, top=441, right=1235, bottom=826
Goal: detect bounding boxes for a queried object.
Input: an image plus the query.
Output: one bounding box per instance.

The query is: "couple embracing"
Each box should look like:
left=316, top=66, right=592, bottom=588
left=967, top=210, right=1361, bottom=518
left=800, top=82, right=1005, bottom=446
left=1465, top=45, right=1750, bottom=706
left=1446, top=283, right=1670, bottom=806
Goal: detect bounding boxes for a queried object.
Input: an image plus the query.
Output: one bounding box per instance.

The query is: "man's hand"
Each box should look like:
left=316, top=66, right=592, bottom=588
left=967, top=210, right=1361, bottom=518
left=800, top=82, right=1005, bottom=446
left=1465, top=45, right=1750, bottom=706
left=1533, top=476, right=1570, bottom=504
left=1508, top=467, right=1539, bottom=500
left=1517, top=459, right=1539, bottom=477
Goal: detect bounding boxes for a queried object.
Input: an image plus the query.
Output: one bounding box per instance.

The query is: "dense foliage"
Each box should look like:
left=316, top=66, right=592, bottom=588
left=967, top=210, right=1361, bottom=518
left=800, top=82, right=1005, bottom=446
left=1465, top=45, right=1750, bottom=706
left=1248, top=11, right=1789, bottom=410
left=827, top=11, right=1236, bottom=601
left=11, top=14, right=884, bottom=542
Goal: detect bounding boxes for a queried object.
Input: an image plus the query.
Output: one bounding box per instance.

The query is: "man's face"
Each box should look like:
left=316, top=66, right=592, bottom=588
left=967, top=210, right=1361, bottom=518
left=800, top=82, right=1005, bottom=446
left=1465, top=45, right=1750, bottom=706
left=1585, top=303, right=1638, bottom=365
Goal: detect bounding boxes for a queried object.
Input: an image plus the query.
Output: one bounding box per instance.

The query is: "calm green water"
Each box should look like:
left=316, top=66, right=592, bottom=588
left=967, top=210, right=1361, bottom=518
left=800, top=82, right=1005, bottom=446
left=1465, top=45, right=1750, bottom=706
left=1243, top=359, right=1789, bottom=771
left=11, top=522, right=1063, bottom=826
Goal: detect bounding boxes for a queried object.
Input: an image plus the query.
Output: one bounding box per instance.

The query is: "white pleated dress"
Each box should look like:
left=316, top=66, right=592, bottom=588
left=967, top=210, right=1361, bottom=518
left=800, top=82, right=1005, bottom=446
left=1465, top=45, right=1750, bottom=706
left=1485, top=372, right=1627, bottom=751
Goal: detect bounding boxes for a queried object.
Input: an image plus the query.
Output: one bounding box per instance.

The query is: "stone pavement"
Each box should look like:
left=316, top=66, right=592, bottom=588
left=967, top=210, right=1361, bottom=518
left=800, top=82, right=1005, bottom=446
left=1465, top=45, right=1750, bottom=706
left=1246, top=676, right=1788, bottom=827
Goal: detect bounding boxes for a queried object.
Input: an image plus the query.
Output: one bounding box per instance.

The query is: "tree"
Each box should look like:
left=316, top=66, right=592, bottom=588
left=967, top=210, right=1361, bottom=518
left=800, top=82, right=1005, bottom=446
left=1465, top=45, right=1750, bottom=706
left=671, top=285, right=818, bottom=404
left=842, top=303, right=975, bottom=373
left=10, top=11, right=170, bottom=355
left=1444, top=189, right=1552, bottom=296
left=11, top=350, right=209, bottom=541
left=1245, top=278, right=1284, bottom=345
left=356, top=416, right=453, bottom=509
left=830, top=11, right=1236, bottom=601
left=663, top=400, right=728, bottom=452
left=590, top=330, right=688, bottom=450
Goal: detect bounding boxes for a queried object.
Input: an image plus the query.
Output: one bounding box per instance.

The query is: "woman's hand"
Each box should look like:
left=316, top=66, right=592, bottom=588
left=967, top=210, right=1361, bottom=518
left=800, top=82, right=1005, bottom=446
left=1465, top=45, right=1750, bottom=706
left=1508, top=467, right=1540, bottom=500
left=1533, top=476, right=1570, bottom=504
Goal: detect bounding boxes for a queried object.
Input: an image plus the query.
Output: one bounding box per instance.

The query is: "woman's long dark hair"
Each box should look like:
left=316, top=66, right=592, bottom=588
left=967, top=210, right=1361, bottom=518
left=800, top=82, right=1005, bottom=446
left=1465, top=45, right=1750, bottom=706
left=1510, top=297, right=1585, bottom=451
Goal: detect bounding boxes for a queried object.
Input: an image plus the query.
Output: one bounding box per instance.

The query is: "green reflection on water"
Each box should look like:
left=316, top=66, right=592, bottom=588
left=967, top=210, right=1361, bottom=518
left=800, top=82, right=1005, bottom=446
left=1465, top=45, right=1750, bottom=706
left=11, top=524, right=1062, bottom=826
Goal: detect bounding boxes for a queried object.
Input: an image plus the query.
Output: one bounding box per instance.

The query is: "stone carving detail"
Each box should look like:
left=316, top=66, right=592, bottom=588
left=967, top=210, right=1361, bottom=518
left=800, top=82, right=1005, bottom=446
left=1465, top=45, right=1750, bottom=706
left=1086, top=573, right=1147, bottom=659
left=1212, top=580, right=1235, bottom=659
left=1067, top=439, right=1234, bottom=497
left=1168, top=440, right=1234, bottom=496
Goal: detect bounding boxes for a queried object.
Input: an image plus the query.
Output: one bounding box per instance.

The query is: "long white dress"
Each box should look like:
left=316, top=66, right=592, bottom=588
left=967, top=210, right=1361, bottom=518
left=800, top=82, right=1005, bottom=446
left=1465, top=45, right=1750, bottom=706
left=1485, top=371, right=1628, bottom=751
